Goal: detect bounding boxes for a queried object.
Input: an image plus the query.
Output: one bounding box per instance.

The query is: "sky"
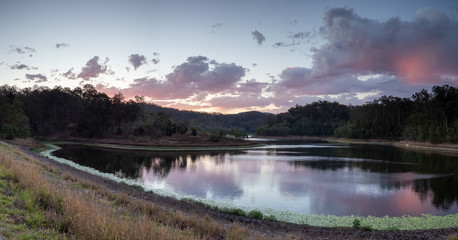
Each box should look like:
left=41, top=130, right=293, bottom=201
left=1, top=0, right=457, bottom=113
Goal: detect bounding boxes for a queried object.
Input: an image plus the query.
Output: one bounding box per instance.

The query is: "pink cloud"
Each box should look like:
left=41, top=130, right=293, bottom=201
left=314, top=7, right=458, bottom=84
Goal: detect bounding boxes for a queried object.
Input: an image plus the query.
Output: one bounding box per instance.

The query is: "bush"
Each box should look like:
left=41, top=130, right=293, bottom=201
left=1, top=124, right=15, bottom=139
left=247, top=210, right=263, bottom=219
left=209, top=134, right=220, bottom=143
left=352, top=218, right=361, bottom=229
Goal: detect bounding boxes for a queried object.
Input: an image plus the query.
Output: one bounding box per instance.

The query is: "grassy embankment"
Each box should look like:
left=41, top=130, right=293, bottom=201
left=0, top=142, right=253, bottom=240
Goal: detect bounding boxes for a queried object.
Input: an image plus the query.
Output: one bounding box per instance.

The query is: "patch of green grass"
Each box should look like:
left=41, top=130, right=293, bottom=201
left=0, top=166, right=61, bottom=239
left=264, top=214, right=277, bottom=221
left=386, top=226, right=400, bottom=232
left=132, top=184, right=144, bottom=191
left=224, top=207, right=246, bottom=216
left=247, top=210, right=263, bottom=219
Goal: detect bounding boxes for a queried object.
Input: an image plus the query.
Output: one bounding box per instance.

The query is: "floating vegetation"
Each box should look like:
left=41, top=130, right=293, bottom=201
left=40, top=144, right=458, bottom=231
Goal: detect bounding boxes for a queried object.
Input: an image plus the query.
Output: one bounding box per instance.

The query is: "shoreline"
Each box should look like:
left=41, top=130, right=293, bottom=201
left=2, top=139, right=458, bottom=239
left=42, top=140, right=262, bottom=152
left=252, top=135, right=458, bottom=155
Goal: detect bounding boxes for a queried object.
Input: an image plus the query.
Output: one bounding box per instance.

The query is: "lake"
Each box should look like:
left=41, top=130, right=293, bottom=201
left=51, top=139, right=458, bottom=217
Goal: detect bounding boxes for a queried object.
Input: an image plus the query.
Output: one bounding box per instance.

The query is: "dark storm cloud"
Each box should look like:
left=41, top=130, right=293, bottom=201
left=25, top=73, right=47, bottom=83
left=251, top=30, right=266, bottom=45
left=55, top=43, right=70, bottom=48
left=128, top=54, right=147, bottom=70
left=77, top=56, right=107, bottom=80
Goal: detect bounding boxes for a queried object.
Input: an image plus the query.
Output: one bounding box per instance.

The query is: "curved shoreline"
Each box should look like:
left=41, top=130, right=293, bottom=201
left=43, top=140, right=263, bottom=152
left=3, top=140, right=458, bottom=239
left=253, top=136, right=458, bottom=155
left=42, top=142, right=458, bottom=231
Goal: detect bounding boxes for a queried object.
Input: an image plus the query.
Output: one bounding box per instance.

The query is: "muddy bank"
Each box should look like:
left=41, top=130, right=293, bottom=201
left=4, top=138, right=456, bottom=239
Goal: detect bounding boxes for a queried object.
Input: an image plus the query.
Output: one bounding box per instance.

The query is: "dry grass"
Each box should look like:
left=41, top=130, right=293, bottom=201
left=448, top=234, right=458, bottom=240
left=0, top=142, right=255, bottom=240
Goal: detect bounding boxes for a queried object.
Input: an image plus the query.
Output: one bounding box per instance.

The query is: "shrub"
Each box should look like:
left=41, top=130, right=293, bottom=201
left=209, top=134, right=220, bottom=143
left=247, top=210, right=263, bottom=219
left=1, top=124, right=15, bottom=139
left=352, top=218, right=361, bottom=229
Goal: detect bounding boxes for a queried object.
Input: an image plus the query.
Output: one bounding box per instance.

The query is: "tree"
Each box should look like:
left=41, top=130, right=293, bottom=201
left=0, top=85, right=31, bottom=139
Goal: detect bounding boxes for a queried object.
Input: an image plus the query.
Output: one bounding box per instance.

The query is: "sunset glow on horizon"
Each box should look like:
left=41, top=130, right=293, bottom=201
left=1, top=0, right=457, bottom=114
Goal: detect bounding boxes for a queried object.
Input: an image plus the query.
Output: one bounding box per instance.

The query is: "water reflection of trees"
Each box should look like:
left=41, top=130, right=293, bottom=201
left=290, top=158, right=458, bottom=210
left=412, top=175, right=458, bottom=210
left=288, top=145, right=458, bottom=174
left=54, top=145, right=243, bottom=179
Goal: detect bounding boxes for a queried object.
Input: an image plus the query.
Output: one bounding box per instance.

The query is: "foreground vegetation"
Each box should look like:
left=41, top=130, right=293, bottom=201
left=0, top=142, right=253, bottom=239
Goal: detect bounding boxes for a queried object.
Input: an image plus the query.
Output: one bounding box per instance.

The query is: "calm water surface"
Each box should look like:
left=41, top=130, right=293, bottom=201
left=52, top=139, right=458, bottom=217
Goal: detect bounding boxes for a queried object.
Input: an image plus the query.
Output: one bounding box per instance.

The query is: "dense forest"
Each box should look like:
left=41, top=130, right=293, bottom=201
left=1, top=84, right=457, bottom=143
left=256, top=85, right=458, bottom=143
left=143, top=104, right=271, bottom=134
left=0, top=84, right=267, bottom=140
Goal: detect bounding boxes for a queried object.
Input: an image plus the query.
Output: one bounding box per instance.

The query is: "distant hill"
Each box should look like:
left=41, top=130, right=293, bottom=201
left=143, top=104, right=273, bottom=134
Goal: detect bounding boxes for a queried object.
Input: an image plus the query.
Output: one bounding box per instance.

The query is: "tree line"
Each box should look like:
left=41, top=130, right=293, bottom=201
left=0, top=84, right=188, bottom=139
left=0, top=84, right=265, bottom=140
left=143, top=104, right=271, bottom=134
left=1, top=84, right=456, bottom=143
left=256, top=85, right=458, bottom=143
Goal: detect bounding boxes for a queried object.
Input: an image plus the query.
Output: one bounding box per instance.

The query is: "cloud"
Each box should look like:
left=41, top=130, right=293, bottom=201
left=272, top=7, right=458, bottom=106
left=25, top=73, right=47, bottom=83
left=128, top=54, right=147, bottom=70
left=288, top=31, right=313, bottom=39
left=272, top=41, right=300, bottom=48
left=152, top=58, right=160, bottom=64
left=10, top=64, right=29, bottom=70
left=212, top=23, right=224, bottom=28
left=210, top=23, right=224, bottom=33
left=63, top=68, right=76, bottom=79
left=97, top=56, right=245, bottom=101
left=251, top=30, right=266, bottom=45
left=312, top=7, right=458, bottom=85
left=77, top=56, right=108, bottom=80
left=9, top=46, right=35, bottom=56
left=55, top=43, right=70, bottom=48
left=166, top=56, right=245, bottom=95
